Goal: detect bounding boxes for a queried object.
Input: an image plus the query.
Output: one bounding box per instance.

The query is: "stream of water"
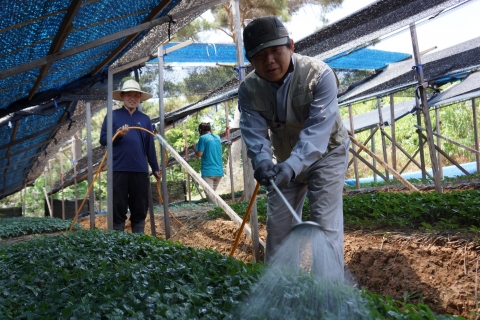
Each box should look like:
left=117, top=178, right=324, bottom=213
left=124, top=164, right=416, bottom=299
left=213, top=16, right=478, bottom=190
left=234, top=227, right=370, bottom=319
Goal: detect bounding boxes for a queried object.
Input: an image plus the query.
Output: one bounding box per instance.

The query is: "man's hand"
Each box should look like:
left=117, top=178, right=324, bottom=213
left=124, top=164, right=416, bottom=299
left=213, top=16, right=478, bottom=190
left=253, top=159, right=276, bottom=186
left=273, top=162, right=294, bottom=189
left=153, top=171, right=161, bottom=181
left=116, top=124, right=129, bottom=137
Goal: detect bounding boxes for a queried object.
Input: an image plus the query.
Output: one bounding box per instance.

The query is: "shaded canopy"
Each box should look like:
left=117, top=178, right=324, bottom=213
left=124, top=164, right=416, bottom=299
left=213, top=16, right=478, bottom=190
left=0, top=0, right=224, bottom=199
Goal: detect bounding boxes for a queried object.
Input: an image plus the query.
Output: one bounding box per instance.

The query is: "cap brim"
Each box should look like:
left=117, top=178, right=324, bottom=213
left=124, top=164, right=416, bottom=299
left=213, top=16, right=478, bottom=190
left=246, top=37, right=290, bottom=60
left=112, top=89, right=153, bottom=101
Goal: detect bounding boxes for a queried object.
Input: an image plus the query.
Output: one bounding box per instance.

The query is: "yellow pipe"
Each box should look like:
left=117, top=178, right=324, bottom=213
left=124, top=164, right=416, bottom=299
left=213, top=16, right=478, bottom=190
left=229, top=182, right=260, bottom=257
left=68, top=126, right=180, bottom=231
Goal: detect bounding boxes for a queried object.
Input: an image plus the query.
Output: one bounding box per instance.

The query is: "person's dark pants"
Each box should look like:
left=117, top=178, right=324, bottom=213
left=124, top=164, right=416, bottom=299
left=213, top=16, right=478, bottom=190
left=113, top=172, right=149, bottom=233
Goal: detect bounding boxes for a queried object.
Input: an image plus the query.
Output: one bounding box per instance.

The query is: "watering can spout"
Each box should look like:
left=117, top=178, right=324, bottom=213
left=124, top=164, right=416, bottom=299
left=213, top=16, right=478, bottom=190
left=292, top=220, right=322, bottom=231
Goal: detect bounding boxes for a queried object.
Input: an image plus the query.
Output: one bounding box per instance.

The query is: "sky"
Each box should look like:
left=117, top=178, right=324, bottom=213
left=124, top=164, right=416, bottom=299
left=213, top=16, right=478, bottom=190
left=200, top=0, right=480, bottom=56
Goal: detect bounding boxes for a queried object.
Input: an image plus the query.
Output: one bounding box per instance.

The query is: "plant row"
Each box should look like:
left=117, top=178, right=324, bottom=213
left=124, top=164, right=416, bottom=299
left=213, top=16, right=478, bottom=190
left=206, top=190, right=480, bottom=232
left=0, top=230, right=461, bottom=319
left=0, top=217, right=82, bottom=239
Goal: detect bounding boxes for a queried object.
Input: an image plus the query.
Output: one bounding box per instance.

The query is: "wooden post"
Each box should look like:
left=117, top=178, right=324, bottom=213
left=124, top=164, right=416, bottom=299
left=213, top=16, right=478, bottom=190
left=410, top=23, right=442, bottom=193
left=473, top=98, right=480, bottom=172
left=377, top=97, right=389, bottom=181
left=350, top=136, right=419, bottom=192
left=389, top=94, right=397, bottom=179
left=348, top=104, right=360, bottom=189
left=155, top=133, right=265, bottom=249
left=106, top=67, right=114, bottom=230
left=44, top=187, right=53, bottom=217
left=435, top=106, right=443, bottom=179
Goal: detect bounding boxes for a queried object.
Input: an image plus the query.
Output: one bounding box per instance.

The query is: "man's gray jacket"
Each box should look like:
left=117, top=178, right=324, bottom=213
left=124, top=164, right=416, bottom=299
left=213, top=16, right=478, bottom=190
left=239, top=53, right=348, bottom=175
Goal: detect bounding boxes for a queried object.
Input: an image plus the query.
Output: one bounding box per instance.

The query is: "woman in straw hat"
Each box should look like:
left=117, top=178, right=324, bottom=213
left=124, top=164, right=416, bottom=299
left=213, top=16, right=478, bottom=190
left=100, top=79, right=161, bottom=233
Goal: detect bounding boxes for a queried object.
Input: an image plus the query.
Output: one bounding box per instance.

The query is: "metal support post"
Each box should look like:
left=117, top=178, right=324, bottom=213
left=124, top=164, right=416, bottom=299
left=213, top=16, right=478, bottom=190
left=389, top=94, right=397, bottom=178
left=377, top=97, right=389, bottom=181
left=370, top=128, right=377, bottom=182
left=348, top=104, right=360, bottom=189
left=435, top=106, right=443, bottom=179
left=106, top=67, right=114, bottom=230
left=158, top=44, right=171, bottom=239
left=86, top=102, right=95, bottom=229
left=473, top=98, right=480, bottom=172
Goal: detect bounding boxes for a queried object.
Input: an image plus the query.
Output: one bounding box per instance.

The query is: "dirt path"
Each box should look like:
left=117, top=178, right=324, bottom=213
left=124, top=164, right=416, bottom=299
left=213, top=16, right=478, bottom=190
left=78, top=207, right=480, bottom=319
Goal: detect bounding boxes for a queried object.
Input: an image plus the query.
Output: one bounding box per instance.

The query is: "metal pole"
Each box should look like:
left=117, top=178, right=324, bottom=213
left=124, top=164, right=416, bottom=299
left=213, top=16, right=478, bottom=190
left=225, top=103, right=235, bottom=202
left=370, top=128, right=377, bottom=183
left=409, top=23, right=442, bottom=193
left=148, top=182, right=156, bottom=237
left=158, top=45, right=171, bottom=239
left=415, top=97, right=427, bottom=180
left=232, top=0, right=260, bottom=261
left=60, top=153, right=65, bottom=220
left=389, top=94, right=397, bottom=178
left=86, top=102, right=95, bottom=230
left=348, top=104, right=360, bottom=189
left=106, top=67, right=114, bottom=230
left=183, top=121, right=191, bottom=202
left=22, top=184, right=26, bottom=216
left=377, top=97, right=389, bottom=181
left=48, top=160, right=54, bottom=217
left=435, top=106, right=443, bottom=179
left=472, top=98, right=480, bottom=172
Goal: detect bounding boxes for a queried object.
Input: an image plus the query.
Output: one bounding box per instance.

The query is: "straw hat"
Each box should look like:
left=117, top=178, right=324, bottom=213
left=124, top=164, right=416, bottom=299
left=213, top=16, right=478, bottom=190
left=112, top=79, right=153, bottom=101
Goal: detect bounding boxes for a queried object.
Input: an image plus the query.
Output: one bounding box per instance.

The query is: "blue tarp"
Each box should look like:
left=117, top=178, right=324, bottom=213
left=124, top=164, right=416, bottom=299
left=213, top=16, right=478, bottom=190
left=149, top=43, right=411, bottom=70
left=325, top=48, right=410, bottom=70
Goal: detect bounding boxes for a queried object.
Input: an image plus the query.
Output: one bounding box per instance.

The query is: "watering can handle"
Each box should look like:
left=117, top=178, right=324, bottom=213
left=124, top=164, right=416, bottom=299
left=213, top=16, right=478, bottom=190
left=269, top=179, right=303, bottom=225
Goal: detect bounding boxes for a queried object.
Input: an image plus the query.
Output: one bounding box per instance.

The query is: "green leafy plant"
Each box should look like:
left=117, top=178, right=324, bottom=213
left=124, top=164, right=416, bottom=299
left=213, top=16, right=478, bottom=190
left=0, top=217, right=82, bottom=239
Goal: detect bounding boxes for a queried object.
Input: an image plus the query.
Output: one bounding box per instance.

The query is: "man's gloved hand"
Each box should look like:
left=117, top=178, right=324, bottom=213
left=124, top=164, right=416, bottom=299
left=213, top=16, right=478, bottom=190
left=253, top=159, right=276, bottom=186
left=272, top=162, right=294, bottom=189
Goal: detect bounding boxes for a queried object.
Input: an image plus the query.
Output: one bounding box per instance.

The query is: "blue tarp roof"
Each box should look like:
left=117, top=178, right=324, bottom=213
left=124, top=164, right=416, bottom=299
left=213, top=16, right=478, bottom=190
left=149, top=43, right=411, bottom=70
left=0, top=0, right=221, bottom=199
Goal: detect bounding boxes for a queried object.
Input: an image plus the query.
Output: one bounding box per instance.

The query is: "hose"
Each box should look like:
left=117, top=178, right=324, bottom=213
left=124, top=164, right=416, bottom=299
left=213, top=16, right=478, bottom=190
left=68, top=126, right=182, bottom=231
left=229, top=182, right=260, bottom=257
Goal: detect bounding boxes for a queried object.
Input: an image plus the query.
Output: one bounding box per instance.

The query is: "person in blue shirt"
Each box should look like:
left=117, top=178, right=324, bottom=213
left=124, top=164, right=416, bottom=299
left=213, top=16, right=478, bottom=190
left=193, top=122, right=224, bottom=203
left=100, top=79, right=161, bottom=233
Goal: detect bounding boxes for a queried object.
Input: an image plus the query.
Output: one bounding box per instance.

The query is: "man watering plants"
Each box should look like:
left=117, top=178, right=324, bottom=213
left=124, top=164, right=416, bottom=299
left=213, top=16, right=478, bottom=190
left=100, top=79, right=161, bottom=233
left=239, top=16, right=350, bottom=277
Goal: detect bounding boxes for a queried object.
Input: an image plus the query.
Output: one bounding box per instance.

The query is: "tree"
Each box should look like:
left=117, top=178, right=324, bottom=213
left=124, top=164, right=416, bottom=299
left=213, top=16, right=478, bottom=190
left=173, top=0, right=343, bottom=43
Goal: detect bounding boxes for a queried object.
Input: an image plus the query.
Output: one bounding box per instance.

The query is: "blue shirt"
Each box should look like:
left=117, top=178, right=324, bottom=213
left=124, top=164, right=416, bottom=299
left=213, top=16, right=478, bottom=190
left=196, top=133, right=224, bottom=177
left=100, top=106, right=159, bottom=173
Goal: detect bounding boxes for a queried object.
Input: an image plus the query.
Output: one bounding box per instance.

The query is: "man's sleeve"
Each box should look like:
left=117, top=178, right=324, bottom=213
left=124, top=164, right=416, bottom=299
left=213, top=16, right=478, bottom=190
left=196, top=135, right=205, bottom=152
left=284, top=65, right=340, bottom=176
left=238, top=82, right=273, bottom=169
